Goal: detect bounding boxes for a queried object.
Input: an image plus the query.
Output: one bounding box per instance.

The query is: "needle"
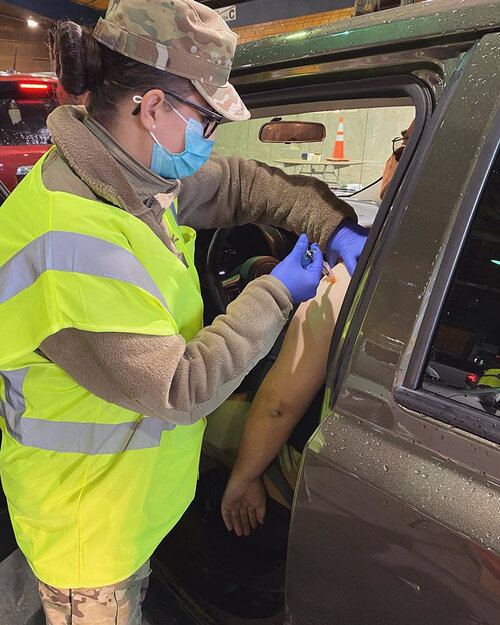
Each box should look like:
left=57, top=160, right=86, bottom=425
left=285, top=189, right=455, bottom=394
left=304, top=249, right=336, bottom=284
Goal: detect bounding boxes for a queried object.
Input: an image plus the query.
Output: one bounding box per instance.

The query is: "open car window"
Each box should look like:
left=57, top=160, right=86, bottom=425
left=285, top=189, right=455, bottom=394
left=421, top=151, right=500, bottom=419
left=214, top=102, right=415, bottom=227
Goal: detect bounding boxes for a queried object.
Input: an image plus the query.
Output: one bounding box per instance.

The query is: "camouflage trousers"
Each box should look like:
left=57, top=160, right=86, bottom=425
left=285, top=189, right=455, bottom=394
left=37, top=560, right=150, bottom=625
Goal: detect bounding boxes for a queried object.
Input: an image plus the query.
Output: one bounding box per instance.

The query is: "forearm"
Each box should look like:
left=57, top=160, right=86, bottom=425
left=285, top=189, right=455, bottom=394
left=40, top=275, right=292, bottom=425
left=178, top=151, right=357, bottom=250
left=229, top=386, right=307, bottom=483
left=230, top=263, right=351, bottom=482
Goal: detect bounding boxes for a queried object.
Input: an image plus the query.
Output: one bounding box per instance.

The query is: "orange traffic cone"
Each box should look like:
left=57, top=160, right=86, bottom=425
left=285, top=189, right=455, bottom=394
left=331, top=116, right=349, bottom=161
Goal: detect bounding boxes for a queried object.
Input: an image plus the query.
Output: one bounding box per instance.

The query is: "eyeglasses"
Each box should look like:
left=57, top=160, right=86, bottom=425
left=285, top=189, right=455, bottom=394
left=392, top=136, right=404, bottom=155
left=132, top=89, right=222, bottom=139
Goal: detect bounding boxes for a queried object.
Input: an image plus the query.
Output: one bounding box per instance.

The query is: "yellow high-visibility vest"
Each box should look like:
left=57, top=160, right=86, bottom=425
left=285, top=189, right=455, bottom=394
left=478, top=368, right=500, bottom=388
left=0, top=148, right=205, bottom=588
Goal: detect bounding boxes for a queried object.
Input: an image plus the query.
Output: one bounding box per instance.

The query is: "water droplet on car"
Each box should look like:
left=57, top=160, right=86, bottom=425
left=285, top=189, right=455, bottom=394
left=383, top=465, right=389, bottom=472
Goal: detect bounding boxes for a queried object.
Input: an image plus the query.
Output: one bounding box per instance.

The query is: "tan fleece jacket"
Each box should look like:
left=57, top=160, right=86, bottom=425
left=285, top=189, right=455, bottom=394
left=39, top=105, right=356, bottom=425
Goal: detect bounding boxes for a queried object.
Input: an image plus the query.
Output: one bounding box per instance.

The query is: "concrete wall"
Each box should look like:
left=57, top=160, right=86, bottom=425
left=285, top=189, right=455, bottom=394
left=214, top=106, right=415, bottom=189
left=0, top=39, right=49, bottom=73
left=0, top=1, right=54, bottom=72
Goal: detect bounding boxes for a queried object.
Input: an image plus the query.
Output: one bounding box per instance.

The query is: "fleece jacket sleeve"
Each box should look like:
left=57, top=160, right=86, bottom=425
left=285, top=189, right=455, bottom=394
left=40, top=276, right=292, bottom=426
left=177, top=151, right=357, bottom=250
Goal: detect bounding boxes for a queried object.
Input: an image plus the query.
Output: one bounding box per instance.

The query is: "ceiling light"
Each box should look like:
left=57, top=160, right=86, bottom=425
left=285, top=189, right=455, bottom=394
left=27, top=18, right=38, bottom=28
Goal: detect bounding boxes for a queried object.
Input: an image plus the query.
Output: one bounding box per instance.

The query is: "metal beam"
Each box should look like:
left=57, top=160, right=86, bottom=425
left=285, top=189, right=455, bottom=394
left=3, top=0, right=102, bottom=24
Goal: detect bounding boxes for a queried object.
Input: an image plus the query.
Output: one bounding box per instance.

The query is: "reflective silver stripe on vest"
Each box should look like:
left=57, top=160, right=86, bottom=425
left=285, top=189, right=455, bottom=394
left=0, top=368, right=175, bottom=455
left=0, top=231, right=170, bottom=312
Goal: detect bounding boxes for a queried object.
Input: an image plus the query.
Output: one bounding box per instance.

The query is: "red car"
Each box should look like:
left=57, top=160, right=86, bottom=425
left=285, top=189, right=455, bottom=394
left=0, top=73, right=57, bottom=191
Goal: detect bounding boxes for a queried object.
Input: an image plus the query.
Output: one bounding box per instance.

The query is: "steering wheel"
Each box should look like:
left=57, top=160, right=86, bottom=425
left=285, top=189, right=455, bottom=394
left=206, top=225, right=291, bottom=314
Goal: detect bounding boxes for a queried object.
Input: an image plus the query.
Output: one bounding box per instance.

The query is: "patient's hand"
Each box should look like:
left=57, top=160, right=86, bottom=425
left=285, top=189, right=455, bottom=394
left=221, top=475, right=266, bottom=536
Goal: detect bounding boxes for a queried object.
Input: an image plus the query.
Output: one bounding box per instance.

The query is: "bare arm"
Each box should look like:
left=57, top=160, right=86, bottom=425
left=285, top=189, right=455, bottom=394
left=221, top=264, right=351, bottom=533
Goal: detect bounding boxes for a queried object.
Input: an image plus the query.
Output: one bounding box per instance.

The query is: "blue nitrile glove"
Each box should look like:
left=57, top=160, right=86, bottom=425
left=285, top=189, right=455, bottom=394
left=326, top=218, right=369, bottom=275
left=271, top=234, right=323, bottom=303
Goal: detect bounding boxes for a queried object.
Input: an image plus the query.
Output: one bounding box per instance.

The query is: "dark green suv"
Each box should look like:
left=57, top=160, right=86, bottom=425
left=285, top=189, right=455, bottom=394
left=1, top=1, right=499, bottom=624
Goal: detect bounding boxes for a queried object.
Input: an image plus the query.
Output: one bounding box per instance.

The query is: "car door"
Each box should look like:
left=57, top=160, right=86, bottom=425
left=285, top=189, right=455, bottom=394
left=286, top=34, right=500, bottom=625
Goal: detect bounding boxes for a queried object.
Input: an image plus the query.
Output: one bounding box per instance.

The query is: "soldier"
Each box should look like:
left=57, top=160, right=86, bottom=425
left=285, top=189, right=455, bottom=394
left=0, top=1, right=367, bottom=623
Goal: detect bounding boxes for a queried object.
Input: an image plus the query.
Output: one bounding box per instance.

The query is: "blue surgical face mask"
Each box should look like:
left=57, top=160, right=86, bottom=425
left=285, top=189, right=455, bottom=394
left=146, top=101, right=215, bottom=180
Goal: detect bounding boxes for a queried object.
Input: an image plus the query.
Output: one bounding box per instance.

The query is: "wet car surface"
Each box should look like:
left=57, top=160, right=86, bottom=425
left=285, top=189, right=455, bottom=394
left=1, top=1, right=499, bottom=623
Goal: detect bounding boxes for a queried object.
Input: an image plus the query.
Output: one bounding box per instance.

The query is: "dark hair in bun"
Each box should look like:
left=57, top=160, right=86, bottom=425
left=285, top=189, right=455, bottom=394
left=53, top=21, right=194, bottom=128
left=54, top=22, right=104, bottom=96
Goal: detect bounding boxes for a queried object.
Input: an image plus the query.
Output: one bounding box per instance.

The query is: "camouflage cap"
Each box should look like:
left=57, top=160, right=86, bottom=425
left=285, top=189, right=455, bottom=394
left=93, top=0, right=250, bottom=121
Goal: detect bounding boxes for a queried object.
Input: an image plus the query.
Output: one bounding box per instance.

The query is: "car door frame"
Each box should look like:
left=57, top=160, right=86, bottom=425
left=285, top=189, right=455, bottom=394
left=286, top=33, right=500, bottom=625
left=394, top=115, right=500, bottom=443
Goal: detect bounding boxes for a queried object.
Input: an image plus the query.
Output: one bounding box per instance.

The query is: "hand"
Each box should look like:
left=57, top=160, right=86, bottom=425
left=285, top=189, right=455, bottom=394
left=326, top=218, right=368, bottom=275
left=221, top=475, right=266, bottom=536
left=271, top=234, right=323, bottom=303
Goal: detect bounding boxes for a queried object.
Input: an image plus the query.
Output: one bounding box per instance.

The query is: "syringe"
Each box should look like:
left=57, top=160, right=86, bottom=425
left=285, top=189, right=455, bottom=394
left=303, top=249, right=336, bottom=284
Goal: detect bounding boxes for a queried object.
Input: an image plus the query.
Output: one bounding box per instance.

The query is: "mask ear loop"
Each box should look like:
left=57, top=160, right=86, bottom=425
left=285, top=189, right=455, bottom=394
left=132, top=94, right=188, bottom=143
left=132, top=95, right=164, bottom=144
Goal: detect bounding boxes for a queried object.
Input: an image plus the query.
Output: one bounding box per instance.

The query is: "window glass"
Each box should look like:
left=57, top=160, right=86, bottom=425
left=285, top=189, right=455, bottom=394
left=0, top=99, right=54, bottom=146
left=422, top=152, right=500, bottom=417
left=214, top=104, right=415, bottom=222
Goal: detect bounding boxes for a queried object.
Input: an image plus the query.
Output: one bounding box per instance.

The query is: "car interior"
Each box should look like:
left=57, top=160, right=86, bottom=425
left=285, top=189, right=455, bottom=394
left=0, top=93, right=419, bottom=624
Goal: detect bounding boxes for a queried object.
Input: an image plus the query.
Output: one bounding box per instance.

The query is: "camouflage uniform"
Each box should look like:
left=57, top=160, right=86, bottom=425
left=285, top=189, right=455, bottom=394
left=38, top=560, right=150, bottom=625
left=38, top=1, right=249, bottom=622
left=93, top=0, right=250, bottom=121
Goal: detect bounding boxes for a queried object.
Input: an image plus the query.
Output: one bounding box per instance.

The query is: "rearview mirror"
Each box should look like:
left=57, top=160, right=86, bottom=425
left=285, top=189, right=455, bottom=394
left=259, top=120, right=326, bottom=143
